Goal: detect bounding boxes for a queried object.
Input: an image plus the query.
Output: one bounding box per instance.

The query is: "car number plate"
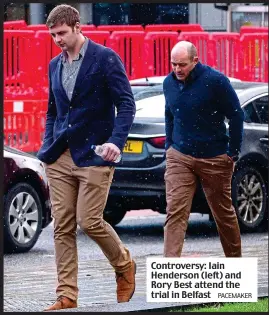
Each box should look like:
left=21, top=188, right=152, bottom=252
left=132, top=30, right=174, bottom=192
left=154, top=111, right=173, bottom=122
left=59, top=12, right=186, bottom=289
left=123, top=140, right=143, bottom=153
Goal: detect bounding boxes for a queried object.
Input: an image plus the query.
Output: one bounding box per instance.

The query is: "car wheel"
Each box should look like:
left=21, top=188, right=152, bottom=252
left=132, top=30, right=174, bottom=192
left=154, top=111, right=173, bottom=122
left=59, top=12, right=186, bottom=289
left=4, top=183, right=43, bottom=253
left=232, top=166, right=268, bottom=232
left=103, top=208, right=127, bottom=226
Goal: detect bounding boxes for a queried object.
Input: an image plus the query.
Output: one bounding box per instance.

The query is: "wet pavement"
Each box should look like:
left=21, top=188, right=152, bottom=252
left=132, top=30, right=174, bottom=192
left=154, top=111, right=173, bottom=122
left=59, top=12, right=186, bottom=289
left=4, top=214, right=268, bottom=312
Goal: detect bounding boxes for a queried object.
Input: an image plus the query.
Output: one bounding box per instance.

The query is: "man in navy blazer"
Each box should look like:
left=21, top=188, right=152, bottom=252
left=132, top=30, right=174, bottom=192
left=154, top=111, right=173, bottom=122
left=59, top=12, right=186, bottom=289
left=37, top=21, right=135, bottom=167
left=38, top=4, right=136, bottom=312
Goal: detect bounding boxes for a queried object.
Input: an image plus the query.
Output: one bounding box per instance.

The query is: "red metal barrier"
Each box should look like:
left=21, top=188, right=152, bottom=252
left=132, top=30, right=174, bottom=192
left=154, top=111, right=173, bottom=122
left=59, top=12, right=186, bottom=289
left=4, top=30, right=38, bottom=91
left=4, top=100, right=47, bottom=112
left=81, top=24, right=97, bottom=31
left=4, top=87, right=37, bottom=101
left=107, top=31, right=145, bottom=80
left=178, top=32, right=212, bottom=66
left=240, top=26, right=268, bottom=35
left=83, top=31, right=110, bottom=46
left=97, top=25, right=144, bottom=32
left=27, top=24, right=96, bottom=31
left=240, top=33, right=268, bottom=82
left=210, top=32, right=241, bottom=79
left=4, top=112, right=42, bottom=152
left=27, top=24, right=47, bottom=31
left=145, top=24, right=204, bottom=32
left=3, top=23, right=269, bottom=153
left=143, top=32, right=179, bottom=77
left=4, top=20, right=27, bottom=29
left=34, top=30, right=61, bottom=88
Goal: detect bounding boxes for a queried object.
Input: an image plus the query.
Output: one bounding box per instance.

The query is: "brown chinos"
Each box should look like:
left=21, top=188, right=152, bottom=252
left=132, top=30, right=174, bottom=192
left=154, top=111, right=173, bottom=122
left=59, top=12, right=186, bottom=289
left=164, top=147, right=242, bottom=257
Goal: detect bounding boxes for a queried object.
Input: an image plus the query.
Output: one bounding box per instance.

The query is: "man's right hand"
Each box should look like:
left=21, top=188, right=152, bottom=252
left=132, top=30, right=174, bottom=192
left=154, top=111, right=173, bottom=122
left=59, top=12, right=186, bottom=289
left=101, top=143, right=121, bottom=162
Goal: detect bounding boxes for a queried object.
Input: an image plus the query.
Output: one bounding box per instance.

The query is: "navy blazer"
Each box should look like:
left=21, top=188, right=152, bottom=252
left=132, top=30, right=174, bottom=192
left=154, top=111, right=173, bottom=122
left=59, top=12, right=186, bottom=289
left=37, top=39, right=136, bottom=167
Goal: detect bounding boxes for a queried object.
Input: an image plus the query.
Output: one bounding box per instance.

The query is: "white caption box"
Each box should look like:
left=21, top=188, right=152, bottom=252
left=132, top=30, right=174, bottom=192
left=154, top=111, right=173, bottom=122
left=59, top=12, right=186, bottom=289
left=147, top=257, right=257, bottom=302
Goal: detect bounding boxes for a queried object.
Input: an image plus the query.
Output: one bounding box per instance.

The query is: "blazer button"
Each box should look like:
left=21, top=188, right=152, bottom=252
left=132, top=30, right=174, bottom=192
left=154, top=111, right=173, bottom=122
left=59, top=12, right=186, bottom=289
left=68, top=124, right=72, bottom=127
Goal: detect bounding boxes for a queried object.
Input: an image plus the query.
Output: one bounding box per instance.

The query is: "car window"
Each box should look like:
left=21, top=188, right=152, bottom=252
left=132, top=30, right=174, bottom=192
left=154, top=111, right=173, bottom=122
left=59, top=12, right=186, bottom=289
left=135, top=95, right=165, bottom=117
left=243, top=102, right=260, bottom=123
left=253, top=95, right=268, bottom=124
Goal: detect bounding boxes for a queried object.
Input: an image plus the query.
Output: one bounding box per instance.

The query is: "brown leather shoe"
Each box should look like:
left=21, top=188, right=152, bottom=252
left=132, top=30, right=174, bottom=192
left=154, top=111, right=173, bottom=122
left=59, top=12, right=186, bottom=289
left=116, top=259, right=136, bottom=303
left=43, top=296, right=77, bottom=311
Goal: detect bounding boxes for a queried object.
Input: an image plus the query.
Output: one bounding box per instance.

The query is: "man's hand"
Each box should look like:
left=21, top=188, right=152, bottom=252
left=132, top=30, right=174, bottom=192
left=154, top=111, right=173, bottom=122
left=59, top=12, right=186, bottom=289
left=101, top=143, right=121, bottom=162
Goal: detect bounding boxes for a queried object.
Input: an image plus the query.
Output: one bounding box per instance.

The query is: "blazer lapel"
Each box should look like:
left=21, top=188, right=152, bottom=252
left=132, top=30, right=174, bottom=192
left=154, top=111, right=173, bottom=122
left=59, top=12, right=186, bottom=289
left=70, top=40, right=97, bottom=103
left=55, top=57, right=70, bottom=104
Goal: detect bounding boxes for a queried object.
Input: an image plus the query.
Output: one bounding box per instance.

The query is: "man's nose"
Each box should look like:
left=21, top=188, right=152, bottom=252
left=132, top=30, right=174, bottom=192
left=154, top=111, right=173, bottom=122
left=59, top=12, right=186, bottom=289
left=55, top=35, right=61, bottom=42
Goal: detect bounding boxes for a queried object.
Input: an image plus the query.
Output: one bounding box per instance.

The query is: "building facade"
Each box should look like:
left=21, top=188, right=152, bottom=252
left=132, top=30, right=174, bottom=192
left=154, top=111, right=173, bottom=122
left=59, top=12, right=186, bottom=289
left=4, top=3, right=268, bottom=32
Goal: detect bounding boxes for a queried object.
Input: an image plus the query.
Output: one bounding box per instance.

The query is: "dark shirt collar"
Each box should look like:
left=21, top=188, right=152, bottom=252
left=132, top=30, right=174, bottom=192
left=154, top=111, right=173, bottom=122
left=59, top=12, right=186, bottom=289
left=172, top=61, right=204, bottom=84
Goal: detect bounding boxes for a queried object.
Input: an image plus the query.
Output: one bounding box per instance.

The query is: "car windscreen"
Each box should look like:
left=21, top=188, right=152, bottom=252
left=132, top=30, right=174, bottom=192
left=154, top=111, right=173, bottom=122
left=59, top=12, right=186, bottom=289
left=134, top=86, right=164, bottom=101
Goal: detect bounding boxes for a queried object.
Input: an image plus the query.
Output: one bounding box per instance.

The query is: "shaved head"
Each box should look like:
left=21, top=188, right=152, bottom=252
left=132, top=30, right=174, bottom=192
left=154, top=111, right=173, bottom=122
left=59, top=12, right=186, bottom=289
left=170, top=41, right=199, bottom=81
left=171, top=41, right=197, bottom=61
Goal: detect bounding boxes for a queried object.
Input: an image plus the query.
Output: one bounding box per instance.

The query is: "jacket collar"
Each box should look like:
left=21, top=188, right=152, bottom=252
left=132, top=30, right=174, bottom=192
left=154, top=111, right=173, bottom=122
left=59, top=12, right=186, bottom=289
left=70, top=38, right=97, bottom=102
left=55, top=38, right=97, bottom=103
left=187, top=61, right=204, bottom=82
left=171, top=61, right=205, bottom=84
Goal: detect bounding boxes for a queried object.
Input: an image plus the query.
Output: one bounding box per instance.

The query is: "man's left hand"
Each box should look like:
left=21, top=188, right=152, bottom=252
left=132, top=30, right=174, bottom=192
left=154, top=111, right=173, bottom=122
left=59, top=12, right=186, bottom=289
left=101, top=143, right=121, bottom=162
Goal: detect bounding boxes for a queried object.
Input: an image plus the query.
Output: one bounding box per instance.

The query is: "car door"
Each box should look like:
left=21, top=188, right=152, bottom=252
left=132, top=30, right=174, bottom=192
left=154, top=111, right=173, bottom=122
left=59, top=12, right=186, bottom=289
left=241, top=93, right=268, bottom=162
left=252, top=94, right=269, bottom=157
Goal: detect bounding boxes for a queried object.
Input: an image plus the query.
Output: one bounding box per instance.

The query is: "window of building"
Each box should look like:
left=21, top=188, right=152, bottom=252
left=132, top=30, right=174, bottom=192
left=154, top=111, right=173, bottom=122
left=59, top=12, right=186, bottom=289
left=93, top=3, right=130, bottom=25
left=155, top=4, right=189, bottom=24
left=4, top=3, right=28, bottom=22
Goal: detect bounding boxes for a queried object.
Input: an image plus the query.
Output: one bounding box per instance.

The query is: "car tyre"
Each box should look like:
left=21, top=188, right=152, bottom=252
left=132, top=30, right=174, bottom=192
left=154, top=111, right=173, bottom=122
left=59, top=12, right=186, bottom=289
left=4, top=183, right=43, bottom=253
left=232, top=166, right=268, bottom=232
left=103, top=208, right=127, bottom=226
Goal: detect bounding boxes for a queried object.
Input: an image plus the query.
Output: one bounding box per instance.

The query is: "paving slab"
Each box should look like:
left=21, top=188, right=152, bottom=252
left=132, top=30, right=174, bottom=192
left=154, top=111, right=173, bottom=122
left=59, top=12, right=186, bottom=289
left=4, top=242, right=268, bottom=312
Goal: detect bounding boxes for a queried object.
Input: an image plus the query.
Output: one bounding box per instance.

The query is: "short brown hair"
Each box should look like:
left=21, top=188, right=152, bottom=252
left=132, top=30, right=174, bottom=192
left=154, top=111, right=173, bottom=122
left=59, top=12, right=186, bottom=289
left=46, top=4, right=80, bottom=28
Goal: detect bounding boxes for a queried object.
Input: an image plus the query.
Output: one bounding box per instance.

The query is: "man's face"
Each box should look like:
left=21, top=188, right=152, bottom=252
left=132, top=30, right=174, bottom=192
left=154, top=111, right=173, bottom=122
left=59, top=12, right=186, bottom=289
left=171, top=49, right=198, bottom=81
left=49, top=23, right=79, bottom=51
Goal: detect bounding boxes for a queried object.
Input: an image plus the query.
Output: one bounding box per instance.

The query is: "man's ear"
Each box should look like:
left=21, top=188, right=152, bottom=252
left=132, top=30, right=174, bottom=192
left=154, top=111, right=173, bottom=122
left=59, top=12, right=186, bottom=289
left=193, top=56, right=199, bottom=64
left=74, top=22, right=81, bottom=34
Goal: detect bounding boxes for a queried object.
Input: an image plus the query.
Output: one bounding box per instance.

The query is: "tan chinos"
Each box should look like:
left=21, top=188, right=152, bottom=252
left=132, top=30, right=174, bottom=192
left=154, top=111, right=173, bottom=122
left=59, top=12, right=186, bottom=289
left=45, top=149, right=131, bottom=301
